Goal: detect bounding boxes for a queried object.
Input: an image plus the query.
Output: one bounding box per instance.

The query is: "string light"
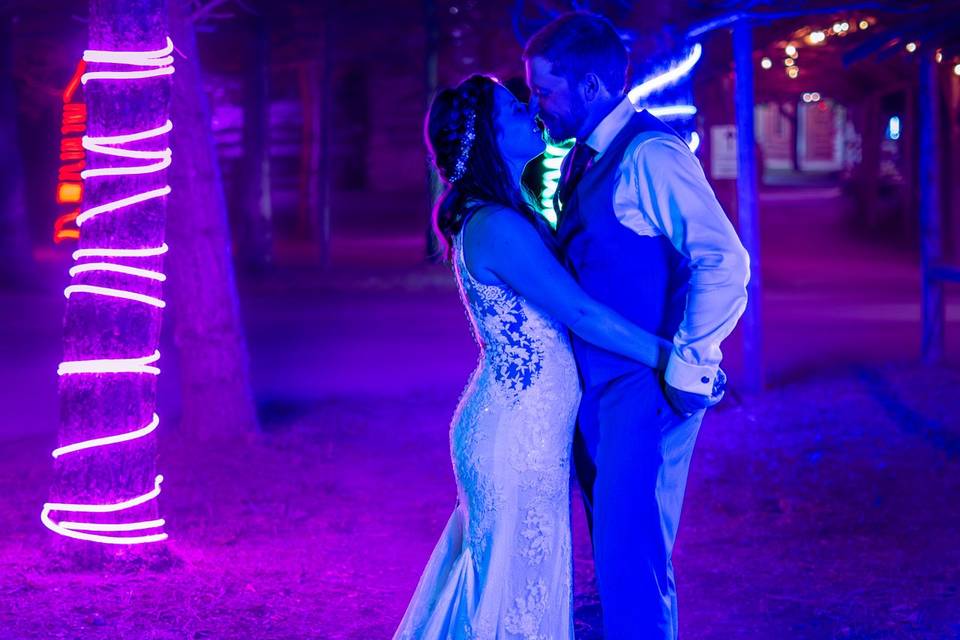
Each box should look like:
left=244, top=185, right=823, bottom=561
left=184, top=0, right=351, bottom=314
left=41, top=475, right=168, bottom=545
left=45, top=37, right=175, bottom=546
left=81, top=37, right=174, bottom=85
left=57, top=350, right=162, bottom=376
left=68, top=262, right=166, bottom=281
left=628, top=44, right=702, bottom=102
left=54, top=60, right=87, bottom=243
left=72, top=243, right=169, bottom=260
left=761, top=57, right=773, bottom=69
left=954, top=63, right=960, bottom=77
left=76, top=187, right=171, bottom=227
left=52, top=413, right=160, bottom=459
left=647, top=104, right=698, bottom=118
left=538, top=142, right=570, bottom=223
left=64, top=284, right=166, bottom=308
left=905, top=42, right=917, bottom=53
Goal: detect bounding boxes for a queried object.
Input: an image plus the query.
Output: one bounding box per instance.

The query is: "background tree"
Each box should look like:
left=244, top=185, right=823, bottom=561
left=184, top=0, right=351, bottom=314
left=167, top=0, right=258, bottom=440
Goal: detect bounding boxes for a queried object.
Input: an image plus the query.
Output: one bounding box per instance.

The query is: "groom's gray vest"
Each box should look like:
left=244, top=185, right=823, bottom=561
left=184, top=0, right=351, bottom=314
left=555, top=110, right=691, bottom=387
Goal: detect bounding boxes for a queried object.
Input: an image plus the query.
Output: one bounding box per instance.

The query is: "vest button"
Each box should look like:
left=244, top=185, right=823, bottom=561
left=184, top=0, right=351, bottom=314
left=701, top=376, right=710, bottom=384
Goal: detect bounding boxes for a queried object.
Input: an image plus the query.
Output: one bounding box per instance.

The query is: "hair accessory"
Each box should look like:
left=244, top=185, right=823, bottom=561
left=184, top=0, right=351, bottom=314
left=449, top=109, right=476, bottom=183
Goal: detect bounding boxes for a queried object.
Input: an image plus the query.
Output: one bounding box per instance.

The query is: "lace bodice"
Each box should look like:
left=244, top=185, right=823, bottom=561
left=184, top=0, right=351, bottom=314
left=452, top=231, right=577, bottom=402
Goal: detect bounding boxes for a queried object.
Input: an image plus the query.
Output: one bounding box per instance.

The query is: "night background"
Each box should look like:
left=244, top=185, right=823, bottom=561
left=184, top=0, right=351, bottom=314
left=1, top=0, right=959, bottom=638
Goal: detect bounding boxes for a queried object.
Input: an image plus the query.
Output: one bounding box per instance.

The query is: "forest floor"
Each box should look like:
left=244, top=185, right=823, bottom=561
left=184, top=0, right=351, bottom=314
left=1, top=342, right=959, bottom=639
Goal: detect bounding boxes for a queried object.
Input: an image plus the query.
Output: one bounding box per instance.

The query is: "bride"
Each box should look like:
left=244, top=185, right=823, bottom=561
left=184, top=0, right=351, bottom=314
left=394, top=74, right=714, bottom=639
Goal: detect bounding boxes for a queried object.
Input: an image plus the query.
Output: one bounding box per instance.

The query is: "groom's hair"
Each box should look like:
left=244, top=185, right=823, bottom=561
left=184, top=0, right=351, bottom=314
left=523, top=12, right=629, bottom=95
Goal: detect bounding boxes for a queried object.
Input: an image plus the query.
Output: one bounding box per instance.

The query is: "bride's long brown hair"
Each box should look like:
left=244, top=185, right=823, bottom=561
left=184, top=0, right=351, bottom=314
left=424, top=75, right=553, bottom=262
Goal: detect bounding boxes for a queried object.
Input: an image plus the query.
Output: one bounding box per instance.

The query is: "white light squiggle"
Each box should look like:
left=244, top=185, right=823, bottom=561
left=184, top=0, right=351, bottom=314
left=647, top=105, right=698, bottom=118
left=76, top=186, right=171, bottom=227
left=629, top=44, right=703, bottom=103
left=64, top=284, right=166, bottom=308
left=52, top=413, right=160, bottom=459
left=57, top=350, right=161, bottom=376
left=688, top=131, right=701, bottom=153
left=69, top=263, right=166, bottom=281
left=83, top=37, right=173, bottom=64
left=72, top=244, right=169, bottom=260
left=81, top=156, right=171, bottom=179
left=81, top=37, right=175, bottom=86
left=40, top=475, right=168, bottom=545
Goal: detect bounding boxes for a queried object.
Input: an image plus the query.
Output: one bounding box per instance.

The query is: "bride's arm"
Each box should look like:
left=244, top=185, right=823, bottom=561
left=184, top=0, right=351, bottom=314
left=463, top=206, right=671, bottom=370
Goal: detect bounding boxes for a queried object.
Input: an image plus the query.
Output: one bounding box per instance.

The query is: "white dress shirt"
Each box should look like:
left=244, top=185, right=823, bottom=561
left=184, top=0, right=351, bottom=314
left=583, top=97, right=751, bottom=396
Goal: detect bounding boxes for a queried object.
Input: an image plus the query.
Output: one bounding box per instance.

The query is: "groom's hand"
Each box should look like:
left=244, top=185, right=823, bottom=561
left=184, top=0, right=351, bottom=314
left=664, top=385, right=713, bottom=416
left=664, top=369, right=726, bottom=416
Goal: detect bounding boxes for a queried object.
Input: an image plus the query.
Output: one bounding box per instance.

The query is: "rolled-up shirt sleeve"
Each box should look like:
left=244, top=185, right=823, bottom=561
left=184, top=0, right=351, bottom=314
left=620, top=135, right=750, bottom=396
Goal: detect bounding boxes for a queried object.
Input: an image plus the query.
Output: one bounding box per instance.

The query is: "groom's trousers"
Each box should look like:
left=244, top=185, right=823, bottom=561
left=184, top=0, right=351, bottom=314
left=574, top=368, right=703, bottom=640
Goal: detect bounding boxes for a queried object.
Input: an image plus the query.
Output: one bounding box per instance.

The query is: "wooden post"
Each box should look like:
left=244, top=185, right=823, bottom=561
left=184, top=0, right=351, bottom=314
left=318, top=12, right=333, bottom=269
left=919, top=52, right=944, bottom=363
left=0, top=15, right=35, bottom=287
left=424, top=0, right=441, bottom=260
left=733, top=20, right=764, bottom=392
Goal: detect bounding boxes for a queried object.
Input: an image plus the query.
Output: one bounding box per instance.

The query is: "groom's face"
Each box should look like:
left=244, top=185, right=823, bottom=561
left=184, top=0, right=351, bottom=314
left=525, top=56, right=586, bottom=143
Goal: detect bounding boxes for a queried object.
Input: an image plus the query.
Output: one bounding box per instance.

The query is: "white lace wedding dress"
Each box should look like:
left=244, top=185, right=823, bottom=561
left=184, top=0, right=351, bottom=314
left=393, top=229, right=581, bottom=639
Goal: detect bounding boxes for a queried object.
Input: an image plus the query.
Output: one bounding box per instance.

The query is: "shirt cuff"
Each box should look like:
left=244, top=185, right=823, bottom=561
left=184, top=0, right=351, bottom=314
left=665, top=351, right=718, bottom=396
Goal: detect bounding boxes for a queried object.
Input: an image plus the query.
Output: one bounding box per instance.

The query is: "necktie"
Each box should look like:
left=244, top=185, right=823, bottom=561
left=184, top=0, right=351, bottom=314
left=556, top=142, right=596, bottom=212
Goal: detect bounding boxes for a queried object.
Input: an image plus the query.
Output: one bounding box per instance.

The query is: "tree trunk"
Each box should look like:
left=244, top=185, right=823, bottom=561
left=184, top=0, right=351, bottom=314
left=167, top=0, right=258, bottom=440
left=0, top=15, right=36, bottom=288
left=238, top=17, right=273, bottom=270
left=47, top=0, right=172, bottom=568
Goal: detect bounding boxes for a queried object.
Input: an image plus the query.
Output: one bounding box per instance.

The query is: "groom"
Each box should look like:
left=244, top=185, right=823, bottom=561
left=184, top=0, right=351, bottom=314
left=525, top=12, right=750, bottom=639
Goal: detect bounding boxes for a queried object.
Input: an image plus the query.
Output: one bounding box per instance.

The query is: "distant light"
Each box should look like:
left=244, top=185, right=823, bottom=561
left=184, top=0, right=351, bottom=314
left=449, top=6, right=458, bottom=13
left=841, top=22, right=850, bottom=32
left=787, top=67, right=800, bottom=78
left=647, top=104, right=698, bottom=118
left=886, top=116, right=901, bottom=141
left=808, top=31, right=826, bottom=45
left=628, top=43, right=702, bottom=102
left=954, top=63, right=960, bottom=76
left=935, top=51, right=943, bottom=63
left=832, top=23, right=843, bottom=33
left=761, top=57, right=773, bottom=70
left=785, top=44, right=797, bottom=57
left=811, top=92, right=821, bottom=102
left=905, top=42, right=917, bottom=53
left=785, top=58, right=795, bottom=67
left=802, top=93, right=811, bottom=103
left=859, top=20, right=869, bottom=30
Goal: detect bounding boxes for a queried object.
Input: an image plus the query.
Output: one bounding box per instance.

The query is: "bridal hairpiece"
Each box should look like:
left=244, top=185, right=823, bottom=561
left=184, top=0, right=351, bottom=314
left=449, top=109, right=476, bottom=183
